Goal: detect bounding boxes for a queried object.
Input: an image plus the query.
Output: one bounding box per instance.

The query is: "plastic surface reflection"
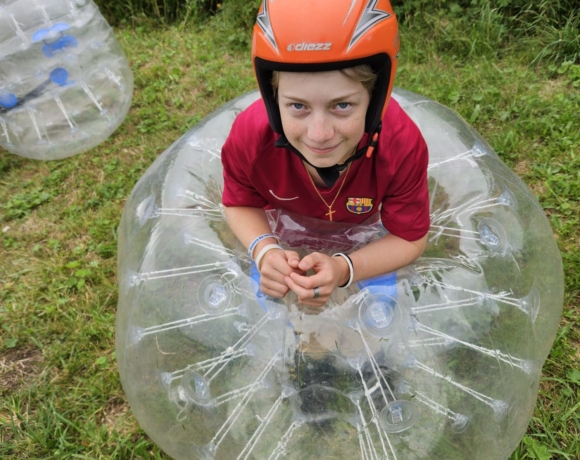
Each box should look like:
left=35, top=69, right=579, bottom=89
left=0, top=0, right=133, bottom=159
left=116, top=89, right=563, bottom=460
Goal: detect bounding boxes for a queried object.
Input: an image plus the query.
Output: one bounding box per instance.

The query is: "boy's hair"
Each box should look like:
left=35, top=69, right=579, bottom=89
left=271, top=65, right=377, bottom=99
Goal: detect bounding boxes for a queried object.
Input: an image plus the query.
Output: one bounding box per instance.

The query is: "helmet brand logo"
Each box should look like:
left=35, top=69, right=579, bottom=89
left=287, top=43, right=332, bottom=52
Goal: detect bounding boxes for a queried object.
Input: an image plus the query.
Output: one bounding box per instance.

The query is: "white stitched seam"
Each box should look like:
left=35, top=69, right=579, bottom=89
left=269, top=190, right=299, bottom=201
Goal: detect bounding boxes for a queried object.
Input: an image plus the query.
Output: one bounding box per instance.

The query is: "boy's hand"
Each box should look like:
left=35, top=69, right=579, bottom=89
left=259, top=250, right=304, bottom=298
left=285, top=252, right=349, bottom=307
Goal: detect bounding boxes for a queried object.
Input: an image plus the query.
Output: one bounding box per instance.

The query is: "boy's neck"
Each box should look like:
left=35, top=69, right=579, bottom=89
left=304, top=147, right=357, bottom=188
left=304, top=162, right=348, bottom=188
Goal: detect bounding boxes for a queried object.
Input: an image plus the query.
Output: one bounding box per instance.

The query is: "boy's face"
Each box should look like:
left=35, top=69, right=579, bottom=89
left=277, top=71, right=370, bottom=169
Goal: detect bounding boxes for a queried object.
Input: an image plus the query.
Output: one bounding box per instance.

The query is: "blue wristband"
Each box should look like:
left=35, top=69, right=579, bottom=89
left=248, top=233, right=278, bottom=259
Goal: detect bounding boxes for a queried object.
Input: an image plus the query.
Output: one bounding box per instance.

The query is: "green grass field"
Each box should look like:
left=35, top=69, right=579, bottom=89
left=1, top=9, right=579, bottom=460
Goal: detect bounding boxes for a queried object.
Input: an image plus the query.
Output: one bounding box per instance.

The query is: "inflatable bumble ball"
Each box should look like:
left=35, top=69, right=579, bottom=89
left=0, top=0, right=133, bottom=160
left=116, top=88, right=563, bottom=460
left=117, top=1, right=562, bottom=458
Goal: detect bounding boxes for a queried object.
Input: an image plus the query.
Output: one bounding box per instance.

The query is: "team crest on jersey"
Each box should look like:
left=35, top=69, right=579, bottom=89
left=346, top=197, right=374, bottom=214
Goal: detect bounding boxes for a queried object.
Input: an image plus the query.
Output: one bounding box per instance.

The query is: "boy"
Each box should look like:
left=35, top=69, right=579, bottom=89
left=221, top=0, right=430, bottom=307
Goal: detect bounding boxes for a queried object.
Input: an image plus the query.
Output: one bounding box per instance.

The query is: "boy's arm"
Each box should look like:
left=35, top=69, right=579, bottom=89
left=223, top=206, right=303, bottom=298
left=349, top=232, right=427, bottom=282
left=286, top=232, right=427, bottom=307
left=223, top=205, right=275, bottom=250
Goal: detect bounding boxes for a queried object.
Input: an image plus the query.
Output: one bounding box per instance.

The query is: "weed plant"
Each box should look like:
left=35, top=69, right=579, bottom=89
left=519, top=6, right=580, bottom=64
left=93, top=0, right=579, bottom=65
left=1, top=3, right=579, bottom=460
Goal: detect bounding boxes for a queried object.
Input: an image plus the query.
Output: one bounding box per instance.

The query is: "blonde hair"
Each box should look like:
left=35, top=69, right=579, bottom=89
left=271, top=65, right=377, bottom=98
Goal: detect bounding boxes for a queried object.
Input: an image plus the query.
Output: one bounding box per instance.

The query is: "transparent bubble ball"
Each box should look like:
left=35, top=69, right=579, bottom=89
left=116, top=89, right=563, bottom=460
left=0, top=0, right=133, bottom=160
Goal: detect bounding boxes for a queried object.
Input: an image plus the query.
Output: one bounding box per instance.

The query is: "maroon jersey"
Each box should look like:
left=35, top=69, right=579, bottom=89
left=221, top=98, right=430, bottom=242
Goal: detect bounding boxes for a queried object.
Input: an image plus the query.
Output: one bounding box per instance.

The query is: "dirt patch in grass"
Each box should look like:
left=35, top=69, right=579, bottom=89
left=15, top=162, right=52, bottom=182
left=513, top=159, right=547, bottom=197
left=538, top=78, right=569, bottom=100
left=18, top=214, right=60, bottom=237
left=514, top=159, right=531, bottom=176
left=0, top=347, right=44, bottom=394
left=100, top=397, right=138, bottom=435
left=526, top=180, right=547, bottom=199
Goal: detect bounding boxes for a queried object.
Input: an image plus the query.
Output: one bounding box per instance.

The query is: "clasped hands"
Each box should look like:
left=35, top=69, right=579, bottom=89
left=258, top=249, right=349, bottom=307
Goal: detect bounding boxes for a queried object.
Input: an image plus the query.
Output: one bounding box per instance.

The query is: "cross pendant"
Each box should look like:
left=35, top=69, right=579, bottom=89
left=326, top=207, right=335, bottom=221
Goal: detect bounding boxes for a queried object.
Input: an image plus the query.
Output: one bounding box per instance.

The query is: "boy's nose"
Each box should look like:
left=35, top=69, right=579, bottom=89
left=307, top=113, right=334, bottom=143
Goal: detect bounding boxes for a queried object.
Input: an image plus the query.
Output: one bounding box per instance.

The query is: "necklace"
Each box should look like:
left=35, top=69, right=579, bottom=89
left=304, top=162, right=352, bottom=221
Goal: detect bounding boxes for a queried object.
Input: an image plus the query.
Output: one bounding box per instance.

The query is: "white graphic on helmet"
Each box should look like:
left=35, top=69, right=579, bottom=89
left=348, top=0, right=390, bottom=51
left=256, top=0, right=279, bottom=54
left=343, top=0, right=359, bottom=25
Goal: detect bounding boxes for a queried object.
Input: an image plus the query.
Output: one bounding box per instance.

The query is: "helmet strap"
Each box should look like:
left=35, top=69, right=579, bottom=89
left=274, top=123, right=382, bottom=187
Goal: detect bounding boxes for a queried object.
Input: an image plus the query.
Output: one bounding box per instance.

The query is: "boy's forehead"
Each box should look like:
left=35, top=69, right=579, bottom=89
left=278, top=70, right=366, bottom=95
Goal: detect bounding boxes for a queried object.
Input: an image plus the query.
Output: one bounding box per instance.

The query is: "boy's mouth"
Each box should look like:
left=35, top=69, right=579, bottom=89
left=305, top=142, right=341, bottom=155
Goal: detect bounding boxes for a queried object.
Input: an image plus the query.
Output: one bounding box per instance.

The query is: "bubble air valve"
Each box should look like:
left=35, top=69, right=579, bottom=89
left=182, top=371, right=212, bottom=406
left=478, top=218, right=507, bottom=253
left=379, top=400, right=417, bottom=433
left=359, top=293, right=400, bottom=337
left=198, top=275, right=232, bottom=315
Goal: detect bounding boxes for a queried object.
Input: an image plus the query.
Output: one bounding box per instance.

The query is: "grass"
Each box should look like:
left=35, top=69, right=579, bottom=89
left=1, top=9, right=579, bottom=460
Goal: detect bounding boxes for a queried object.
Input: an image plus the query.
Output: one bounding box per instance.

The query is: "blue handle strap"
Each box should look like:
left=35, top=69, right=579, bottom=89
left=357, top=271, right=398, bottom=299
left=249, top=261, right=270, bottom=313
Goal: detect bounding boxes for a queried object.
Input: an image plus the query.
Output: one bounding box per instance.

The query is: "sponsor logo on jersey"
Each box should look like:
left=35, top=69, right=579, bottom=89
left=287, top=43, right=332, bottom=52
left=346, top=197, right=374, bottom=214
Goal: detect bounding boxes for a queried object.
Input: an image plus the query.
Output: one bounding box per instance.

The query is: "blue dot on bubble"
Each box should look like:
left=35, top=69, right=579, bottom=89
left=50, top=68, right=69, bottom=86
left=32, top=28, right=49, bottom=43
left=0, top=92, right=18, bottom=109
left=52, top=23, right=71, bottom=34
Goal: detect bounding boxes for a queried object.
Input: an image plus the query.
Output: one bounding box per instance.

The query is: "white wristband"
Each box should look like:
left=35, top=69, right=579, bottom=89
left=255, top=244, right=283, bottom=272
left=332, top=253, right=354, bottom=288
left=248, top=233, right=279, bottom=259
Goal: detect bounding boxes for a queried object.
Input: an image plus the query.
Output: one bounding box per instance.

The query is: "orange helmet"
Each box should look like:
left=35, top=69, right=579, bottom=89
left=252, top=0, right=400, bottom=136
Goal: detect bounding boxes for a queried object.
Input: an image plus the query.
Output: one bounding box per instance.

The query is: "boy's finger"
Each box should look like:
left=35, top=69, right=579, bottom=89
left=261, top=279, right=289, bottom=298
left=261, top=264, right=288, bottom=283
left=287, top=272, right=314, bottom=289
left=285, top=250, right=301, bottom=265
left=285, top=275, right=312, bottom=298
left=286, top=277, right=328, bottom=306
left=297, top=252, right=323, bottom=271
left=287, top=258, right=300, bottom=268
left=286, top=260, right=306, bottom=275
left=290, top=270, right=332, bottom=290
left=263, top=254, right=298, bottom=278
left=297, top=259, right=312, bottom=271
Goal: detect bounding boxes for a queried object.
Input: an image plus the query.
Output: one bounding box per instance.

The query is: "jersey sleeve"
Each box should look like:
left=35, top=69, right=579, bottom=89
left=380, top=111, right=431, bottom=241
left=221, top=109, right=269, bottom=209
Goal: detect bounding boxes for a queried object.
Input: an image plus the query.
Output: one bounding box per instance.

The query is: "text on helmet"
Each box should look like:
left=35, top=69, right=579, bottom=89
left=287, top=43, right=332, bottom=51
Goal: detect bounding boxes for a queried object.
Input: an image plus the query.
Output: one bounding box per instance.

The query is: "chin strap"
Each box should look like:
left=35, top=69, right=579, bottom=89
left=275, top=123, right=382, bottom=187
